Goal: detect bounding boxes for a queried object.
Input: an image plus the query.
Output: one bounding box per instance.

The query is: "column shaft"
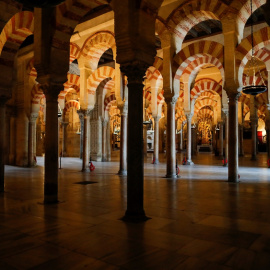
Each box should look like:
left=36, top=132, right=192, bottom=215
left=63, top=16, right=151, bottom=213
left=28, top=115, right=38, bottom=166
left=62, top=122, right=68, bottom=157
left=153, top=116, right=160, bottom=164
left=219, top=121, right=224, bottom=159
left=186, top=115, right=194, bottom=165
left=166, top=101, right=176, bottom=177
left=228, top=94, right=239, bottom=182
left=107, top=119, right=111, bottom=161
left=118, top=113, right=127, bottom=175
left=251, top=118, right=257, bottom=160
left=44, top=88, right=60, bottom=203
left=224, top=112, right=229, bottom=162
left=102, top=120, right=107, bottom=161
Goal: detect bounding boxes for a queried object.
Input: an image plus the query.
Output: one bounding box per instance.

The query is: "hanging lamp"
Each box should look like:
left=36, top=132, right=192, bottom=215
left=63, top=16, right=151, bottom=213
left=242, top=0, right=267, bottom=95
left=15, top=0, right=65, bottom=8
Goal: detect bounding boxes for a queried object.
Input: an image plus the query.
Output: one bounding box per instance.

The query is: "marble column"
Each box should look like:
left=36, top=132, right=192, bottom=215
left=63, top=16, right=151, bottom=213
left=186, top=113, right=194, bottom=165
left=153, top=116, right=160, bottom=164
left=102, top=119, right=108, bottom=161
left=219, top=121, right=224, bottom=159
left=192, top=125, right=197, bottom=156
left=28, top=113, right=38, bottom=167
left=79, top=112, right=84, bottom=159
left=224, top=110, right=229, bottom=165
left=78, top=109, right=90, bottom=171
left=250, top=116, right=257, bottom=161
left=165, top=97, right=177, bottom=177
left=121, top=64, right=148, bottom=221
left=61, top=122, right=68, bottom=157
left=118, top=111, right=127, bottom=175
left=179, top=129, right=183, bottom=152
left=228, top=92, right=240, bottom=182
left=42, top=84, right=61, bottom=203
left=0, top=96, right=9, bottom=192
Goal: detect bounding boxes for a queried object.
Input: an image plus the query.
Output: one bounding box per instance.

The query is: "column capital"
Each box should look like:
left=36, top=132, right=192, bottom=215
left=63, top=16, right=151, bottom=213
left=40, top=82, right=63, bottom=102
left=29, top=113, right=39, bottom=123
left=120, top=61, right=149, bottom=84
left=164, top=90, right=177, bottom=104
left=185, top=112, right=193, bottom=121
left=222, top=108, right=229, bottom=116
left=227, top=91, right=241, bottom=102
left=77, top=109, right=91, bottom=119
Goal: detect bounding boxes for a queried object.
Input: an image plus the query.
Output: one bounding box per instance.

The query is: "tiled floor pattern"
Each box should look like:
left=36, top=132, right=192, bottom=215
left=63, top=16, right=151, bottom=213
left=1, top=152, right=270, bottom=269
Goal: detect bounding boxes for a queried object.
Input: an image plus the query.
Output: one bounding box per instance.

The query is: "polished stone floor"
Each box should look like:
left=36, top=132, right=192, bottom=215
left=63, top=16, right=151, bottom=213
left=1, top=152, right=270, bottom=269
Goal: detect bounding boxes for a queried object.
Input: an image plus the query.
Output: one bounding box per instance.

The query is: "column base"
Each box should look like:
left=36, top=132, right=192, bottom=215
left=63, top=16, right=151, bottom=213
left=122, top=210, right=150, bottom=223
left=228, top=179, right=239, bottom=183
left=165, top=173, right=178, bottom=178
left=186, top=160, right=194, bottom=165
left=118, top=169, right=127, bottom=176
left=152, top=159, right=159, bottom=164
left=218, top=155, right=224, bottom=160
left=251, top=156, right=257, bottom=161
left=43, top=195, right=59, bottom=204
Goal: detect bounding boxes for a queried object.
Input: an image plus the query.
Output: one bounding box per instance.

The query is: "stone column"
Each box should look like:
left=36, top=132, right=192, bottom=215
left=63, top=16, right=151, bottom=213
left=186, top=113, right=194, bottom=165
left=192, top=124, right=197, bottom=155
left=61, top=122, right=68, bottom=157
left=28, top=113, right=38, bottom=167
left=118, top=110, right=127, bottom=175
left=41, top=84, right=61, bottom=203
left=250, top=116, right=257, bottom=160
left=107, top=119, right=111, bottom=161
left=153, top=116, right=160, bottom=164
left=121, top=64, right=148, bottom=221
left=0, top=96, right=9, bottom=192
left=102, top=119, right=108, bottom=161
left=79, top=112, right=84, bottom=159
left=219, top=121, right=224, bottom=159
left=78, top=109, right=90, bottom=171
left=266, top=117, right=270, bottom=162
left=223, top=110, right=229, bottom=165
left=239, top=124, right=244, bottom=156
left=165, top=96, right=177, bottom=177
left=228, top=92, right=240, bottom=182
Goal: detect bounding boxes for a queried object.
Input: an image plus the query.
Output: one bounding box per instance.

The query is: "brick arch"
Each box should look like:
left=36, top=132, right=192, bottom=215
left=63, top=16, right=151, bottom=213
left=87, top=66, right=115, bottom=95
left=162, top=0, right=227, bottom=53
left=257, top=92, right=268, bottom=105
left=31, top=83, right=44, bottom=104
left=197, top=107, right=214, bottom=119
left=0, top=11, right=34, bottom=84
left=242, top=75, right=266, bottom=86
left=236, top=0, right=266, bottom=42
left=191, top=79, right=222, bottom=100
left=59, top=73, right=80, bottom=99
left=145, top=66, right=163, bottom=88
left=236, top=26, right=270, bottom=85
left=100, top=79, right=115, bottom=95
left=70, top=42, right=80, bottom=63
left=152, top=56, right=163, bottom=73
left=27, top=58, right=37, bottom=78
left=194, top=100, right=217, bottom=114
left=198, top=91, right=219, bottom=100
left=104, top=93, right=116, bottom=112
left=79, top=31, right=115, bottom=70
left=63, top=100, right=80, bottom=113
left=243, top=103, right=250, bottom=117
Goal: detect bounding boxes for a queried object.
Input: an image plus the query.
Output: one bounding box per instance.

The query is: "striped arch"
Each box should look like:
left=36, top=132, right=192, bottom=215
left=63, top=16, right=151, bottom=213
left=194, top=100, right=217, bottom=114
left=173, top=41, right=224, bottom=76
left=236, top=0, right=266, bottom=42
left=145, top=66, right=163, bottom=88
left=63, top=100, right=80, bottom=113
left=143, top=87, right=152, bottom=102
left=242, top=75, right=266, bottom=86
left=27, top=58, right=37, bottom=78
left=87, top=66, right=115, bottom=95
left=70, top=42, right=80, bottom=63
left=258, top=104, right=267, bottom=116
left=100, top=79, right=115, bottom=94
left=254, top=48, right=270, bottom=63
left=197, top=108, right=214, bottom=119
left=31, top=83, right=44, bottom=104
left=59, top=74, right=80, bottom=99
left=0, top=11, right=34, bottom=82
left=236, top=26, right=270, bottom=85
left=104, top=93, right=116, bottom=112
left=152, top=56, right=163, bottom=73
left=157, top=92, right=164, bottom=105
left=79, top=31, right=115, bottom=70
left=257, top=92, right=268, bottom=105
left=191, top=79, right=222, bottom=100
left=199, top=91, right=219, bottom=100
left=164, top=0, right=227, bottom=53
